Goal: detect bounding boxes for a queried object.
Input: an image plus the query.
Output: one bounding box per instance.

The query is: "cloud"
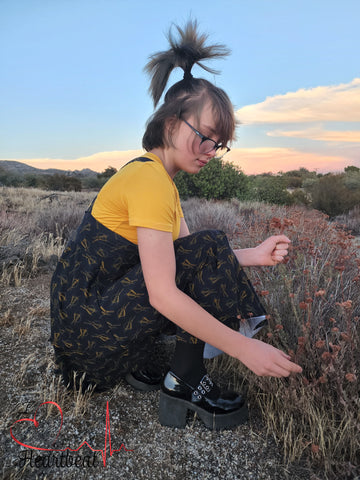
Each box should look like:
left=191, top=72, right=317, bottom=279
left=8, top=146, right=358, bottom=177
left=236, top=78, right=360, bottom=124
left=267, top=126, right=360, bottom=143
left=225, top=147, right=355, bottom=175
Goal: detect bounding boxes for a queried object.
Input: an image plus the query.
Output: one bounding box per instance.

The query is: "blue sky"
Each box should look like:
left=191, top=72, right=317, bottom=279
left=1, top=0, right=359, bottom=174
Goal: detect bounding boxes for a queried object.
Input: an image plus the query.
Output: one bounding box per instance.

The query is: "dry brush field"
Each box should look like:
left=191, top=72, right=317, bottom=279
left=0, top=187, right=359, bottom=480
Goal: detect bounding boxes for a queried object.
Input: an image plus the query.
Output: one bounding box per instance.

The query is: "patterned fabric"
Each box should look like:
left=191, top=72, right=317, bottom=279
left=50, top=209, right=266, bottom=391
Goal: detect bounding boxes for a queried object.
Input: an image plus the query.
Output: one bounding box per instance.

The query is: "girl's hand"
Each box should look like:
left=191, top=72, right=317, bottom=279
left=255, top=235, right=291, bottom=266
left=236, top=336, right=302, bottom=377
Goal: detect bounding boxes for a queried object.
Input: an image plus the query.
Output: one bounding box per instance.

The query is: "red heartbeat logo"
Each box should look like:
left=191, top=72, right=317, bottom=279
left=10, top=401, right=133, bottom=467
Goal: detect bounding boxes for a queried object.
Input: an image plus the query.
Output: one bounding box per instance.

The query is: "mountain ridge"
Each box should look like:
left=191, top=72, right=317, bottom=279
left=0, top=160, right=97, bottom=177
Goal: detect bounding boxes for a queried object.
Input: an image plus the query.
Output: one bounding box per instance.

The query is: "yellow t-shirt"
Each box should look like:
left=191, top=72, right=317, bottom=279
left=91, top=152, right=184, bottom=244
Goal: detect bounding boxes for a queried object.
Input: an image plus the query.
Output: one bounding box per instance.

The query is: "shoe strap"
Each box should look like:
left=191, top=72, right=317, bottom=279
left=192, top=374, right=214, bottom=400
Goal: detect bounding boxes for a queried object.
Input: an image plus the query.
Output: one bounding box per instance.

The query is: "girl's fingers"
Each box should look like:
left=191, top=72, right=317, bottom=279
left=277, top=352, right=302, bottom=375
left=275, top=242, right=290, bottom=249
left=274, top=247, right=289, bottom=255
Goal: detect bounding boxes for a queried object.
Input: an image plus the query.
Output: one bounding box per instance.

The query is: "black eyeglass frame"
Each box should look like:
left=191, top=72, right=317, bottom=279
left=182, top=119, right=230, bottom=158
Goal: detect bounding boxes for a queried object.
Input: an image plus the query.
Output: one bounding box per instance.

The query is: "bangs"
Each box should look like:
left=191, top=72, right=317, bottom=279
left=209, top=89, right=236, bottom=147
left=180, top=82, right=236, bottom=147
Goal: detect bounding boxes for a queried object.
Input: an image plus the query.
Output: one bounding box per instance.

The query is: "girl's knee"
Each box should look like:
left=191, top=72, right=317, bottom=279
left=175, top=229, right=228, bottom=249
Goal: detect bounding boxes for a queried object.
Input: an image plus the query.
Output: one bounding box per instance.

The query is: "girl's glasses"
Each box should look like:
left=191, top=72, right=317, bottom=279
left=182, top=119, right=230, bottom=159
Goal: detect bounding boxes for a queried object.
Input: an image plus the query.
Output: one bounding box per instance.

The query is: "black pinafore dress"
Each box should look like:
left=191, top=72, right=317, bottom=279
left=50, top=167, right=266, bottom=392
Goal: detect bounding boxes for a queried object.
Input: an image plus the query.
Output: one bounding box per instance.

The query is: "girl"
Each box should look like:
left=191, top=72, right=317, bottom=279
left=50, top=20, right=302, bottom=430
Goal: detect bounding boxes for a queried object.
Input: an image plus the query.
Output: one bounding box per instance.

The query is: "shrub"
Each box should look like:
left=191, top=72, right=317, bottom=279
left=175, top=157, right=250, bottom=200
left=289, top=188, right=311, bottom=206
left=251, top=175, right=293, bottom=205
left=33, top=202, right=86, bottom=240
left=43, top=174, right=82, bottom=192
left=181, top=198, right=242, bottom=243
left=343, top=169, right=360, bottom=191
left=308, top=174, right=360, bottom=217
left=209, top=204, right=360, bottom=479
left=283, top=176, right=303, bottom=188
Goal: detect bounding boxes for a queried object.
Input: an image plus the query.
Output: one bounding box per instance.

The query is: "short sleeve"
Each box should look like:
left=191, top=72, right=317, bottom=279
left=126, top=163, right=177, bottom=232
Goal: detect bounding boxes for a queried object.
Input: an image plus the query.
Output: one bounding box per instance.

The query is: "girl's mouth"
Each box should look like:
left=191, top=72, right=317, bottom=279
left=197, top=159, right=208, bottom=167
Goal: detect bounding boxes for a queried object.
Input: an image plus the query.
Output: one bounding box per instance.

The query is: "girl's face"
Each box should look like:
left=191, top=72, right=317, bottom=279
left=162, top=102, right=220, bottom=178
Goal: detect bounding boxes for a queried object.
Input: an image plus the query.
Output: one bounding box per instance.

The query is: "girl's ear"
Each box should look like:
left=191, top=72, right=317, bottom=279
left=164, top=116, right=179, bottom=133
left=164, top=116, right=180, bottom=146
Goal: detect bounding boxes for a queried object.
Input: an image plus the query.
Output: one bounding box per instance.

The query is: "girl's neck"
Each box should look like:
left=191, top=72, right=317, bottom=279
left=150, top=147, right=178, bottom=179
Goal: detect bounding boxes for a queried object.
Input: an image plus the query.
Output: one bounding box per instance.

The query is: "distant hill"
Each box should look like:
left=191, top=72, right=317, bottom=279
left=0, top=160, right=97, bottom=177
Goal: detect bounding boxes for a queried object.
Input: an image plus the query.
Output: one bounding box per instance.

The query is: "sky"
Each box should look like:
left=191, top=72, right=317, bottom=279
left=1, top=0, right=359, bottom=175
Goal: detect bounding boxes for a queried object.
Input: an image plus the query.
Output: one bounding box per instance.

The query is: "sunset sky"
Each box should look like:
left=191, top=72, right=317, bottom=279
left=1, top=0, right=359, bottom=175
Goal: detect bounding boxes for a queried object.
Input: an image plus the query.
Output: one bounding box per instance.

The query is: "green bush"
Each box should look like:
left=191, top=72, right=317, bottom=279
left=282, top=175, right=303, bottom=188
left=251, top=175, right=293, bottom=205
left=0, top=169, right=22, bottom=187
left=344, top=169, right=360, bottom=191
left=175, top=157, right=250, bottom=200
left=289, top=188, right=311, bottom=206
left=42, top=174, right=82, bottom=192
left=309, top=174, right=360, bottom=217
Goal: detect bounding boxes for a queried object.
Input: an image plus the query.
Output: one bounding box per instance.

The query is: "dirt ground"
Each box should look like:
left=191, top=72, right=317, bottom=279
left=0, top=272, right=314, bottom=480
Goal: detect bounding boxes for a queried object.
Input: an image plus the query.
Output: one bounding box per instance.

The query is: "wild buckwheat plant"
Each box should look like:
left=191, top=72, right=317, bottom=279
left=203, top=202, right=359, bottom=480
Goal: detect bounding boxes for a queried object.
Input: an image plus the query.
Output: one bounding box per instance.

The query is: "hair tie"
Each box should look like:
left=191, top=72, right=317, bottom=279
left=183, top=68, right=193, bottom=82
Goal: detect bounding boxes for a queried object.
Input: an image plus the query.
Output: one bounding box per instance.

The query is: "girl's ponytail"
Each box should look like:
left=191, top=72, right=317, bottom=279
left=144, top=20, right=230, bottom=107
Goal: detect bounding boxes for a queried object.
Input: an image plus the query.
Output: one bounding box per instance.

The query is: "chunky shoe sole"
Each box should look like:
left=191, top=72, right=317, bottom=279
left=125, top=372, right=161, bottom=392
left=159, top=391, right=248, bottom=429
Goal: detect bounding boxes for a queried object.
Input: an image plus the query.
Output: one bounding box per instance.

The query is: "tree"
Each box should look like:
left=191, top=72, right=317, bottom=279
left=97, top=166, right=117, bottom=180
left=344, top=165, right=360, bottom=173
left=95, top=166, right=118, bottom=188
left=0, top=169, right=22, bottom=187
left=344, top=168, right=360, bottom=191
left=43, top=174, right=82, bottom=192
left=81, top=176, right=105, bottom=190
left=23, top=174, right=40, bottom=188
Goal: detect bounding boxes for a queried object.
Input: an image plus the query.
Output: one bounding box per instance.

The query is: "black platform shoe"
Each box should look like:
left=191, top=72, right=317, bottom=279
left=125, top=368, right=163, bottom=391
left=159, top=371, right=248, bottom=429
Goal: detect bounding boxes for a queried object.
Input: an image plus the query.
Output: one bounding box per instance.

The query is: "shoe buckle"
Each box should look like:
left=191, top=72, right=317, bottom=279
left=193, top=375, right=214, bottom=400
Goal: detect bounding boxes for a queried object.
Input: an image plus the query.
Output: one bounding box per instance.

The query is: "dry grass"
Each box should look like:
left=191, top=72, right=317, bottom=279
left=0, top=187, right=94, bottom=286
left=187, top=201, right=360, bottom=480
left=334, top=204, right=360, bottom=236
left=1, top=189, right=359, bottom=479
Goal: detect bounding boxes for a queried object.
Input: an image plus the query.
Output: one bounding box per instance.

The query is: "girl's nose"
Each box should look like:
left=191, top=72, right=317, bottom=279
left=205, top=148, right=216, bottom=157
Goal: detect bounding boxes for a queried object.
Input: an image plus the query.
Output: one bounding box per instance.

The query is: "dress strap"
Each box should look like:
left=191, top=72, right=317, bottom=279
left=86, top=196, right=97, bottom=213
left=86, top=157, right=154, bottom=213
left=121, top=156, right=154, bottom=168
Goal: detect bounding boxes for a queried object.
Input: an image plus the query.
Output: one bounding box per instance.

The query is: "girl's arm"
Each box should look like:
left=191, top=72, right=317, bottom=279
left=179, top=216, right=290, bottom=266
left=178, top=217, right=190, bottom=238
left=137, top=227, right=302, bottom=377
